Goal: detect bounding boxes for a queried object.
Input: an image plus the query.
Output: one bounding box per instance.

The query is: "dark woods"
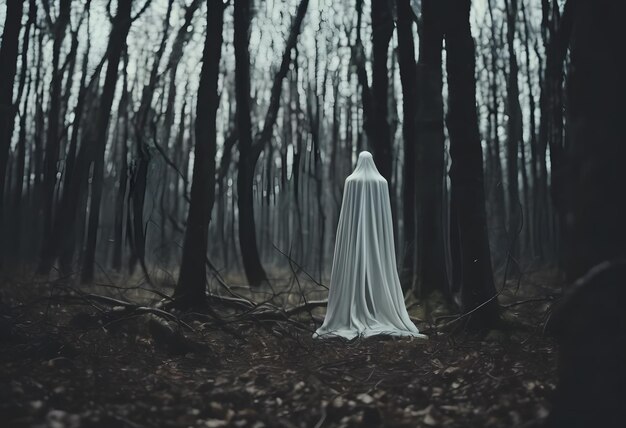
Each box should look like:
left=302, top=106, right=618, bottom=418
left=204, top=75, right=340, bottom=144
left=2, top=0, right=619, bottom=318
left=0, top=0, right=623, bottom=312
left=0, top=0, right=624, bottom=423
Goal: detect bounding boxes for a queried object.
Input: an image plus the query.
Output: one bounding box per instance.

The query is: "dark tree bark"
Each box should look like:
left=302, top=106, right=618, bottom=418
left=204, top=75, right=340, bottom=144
left=350, top=0, right=397, bottom=244
left=39, top=11, right=94, bottom=274
left=39, top=0, right=72, bottom=268
left=0, top=0, right=25, bottom=265
left=234, top=0, right=309, bottom=286
left=7, top=0, right=35, bottom=263
left=521, top=0, right=539, bottom=258
left=233, top=0, right=267, bottom=286
left=368, top=0, right=394, bottom=183
left=396, top=0, right=418, bottom=288
left=81, top=0, right=134, bottom=282
left=174, top=0, right=225, bottom=309
left=547, top=3, right=626, bottom=426
left=306, top=34, right=327, bottom=281
left=485, top=0, right=508, bottom=266
left=563, top=0, right=626, bottom=279
left=157, top=0, right=202, bottom=266
left=351, top=0, right=394, bottom=185
left=538, top=0, right=574, bottom=262
left=503, top=0, right=523, bottom=260
left=415, top=0, right=448, bottom=297
left=127, top=0, right=173, bottom=276
left=444, top=0, right=499, bottom=328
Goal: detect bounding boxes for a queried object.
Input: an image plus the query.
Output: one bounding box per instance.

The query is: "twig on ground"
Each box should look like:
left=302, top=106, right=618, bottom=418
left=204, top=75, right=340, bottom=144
left=502, top=295, right=557, bottom=309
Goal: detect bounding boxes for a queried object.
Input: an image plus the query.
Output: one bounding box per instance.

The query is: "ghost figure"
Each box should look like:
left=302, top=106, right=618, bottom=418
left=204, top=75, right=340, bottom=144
left=314, top=151, right=427, bottom=340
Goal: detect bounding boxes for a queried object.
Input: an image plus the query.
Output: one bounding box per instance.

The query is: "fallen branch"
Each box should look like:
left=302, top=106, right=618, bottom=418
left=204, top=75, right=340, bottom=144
left=206, top=293, right=256, bottom=311
left=248, top=299, right=328, bottom=321
left=502, top=295, right=558, bottom=309
left=76, top=293, right=194, bottom=331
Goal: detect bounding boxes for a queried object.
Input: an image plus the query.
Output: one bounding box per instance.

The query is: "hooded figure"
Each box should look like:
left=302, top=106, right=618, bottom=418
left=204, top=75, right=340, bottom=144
left=314, top=151, right=427, bottom=340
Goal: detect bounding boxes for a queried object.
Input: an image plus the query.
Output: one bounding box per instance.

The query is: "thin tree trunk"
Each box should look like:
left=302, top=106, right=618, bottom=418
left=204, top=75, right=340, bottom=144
left=174, top=0, right=225, bottom=308
left=0, top=0, right=25, bottom=266
left=40, top=0, right=72, bottom=266
left=485, top=0, right=508, bottom=266
left=127, top=0, right=173, bottom=276
left=521, top=0, right=539, bottom=259
left=396, top=0, right=418, bottom=289
left=503, top=0, right=523, bottom=264
left=369, top=0, right=394, bottom=183
left=538, top=1, right=573, bottom=263
left=7, top=0, right=35, bottom=263
left=233, top=0, right=267, bottom=285
left=81, top=0, right=134, bottom=283
left=39, top=16, right=93, bottom=274
left=234, top=0, right=309, bottom=285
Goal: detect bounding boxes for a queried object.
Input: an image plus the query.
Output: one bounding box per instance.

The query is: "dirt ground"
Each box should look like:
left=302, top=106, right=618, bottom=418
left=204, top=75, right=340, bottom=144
left=0, top=269, right=561, bottom=427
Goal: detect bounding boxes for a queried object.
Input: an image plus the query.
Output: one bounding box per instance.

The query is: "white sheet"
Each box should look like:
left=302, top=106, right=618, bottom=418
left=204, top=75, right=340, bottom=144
left=314, top=151, right=427, bottom=340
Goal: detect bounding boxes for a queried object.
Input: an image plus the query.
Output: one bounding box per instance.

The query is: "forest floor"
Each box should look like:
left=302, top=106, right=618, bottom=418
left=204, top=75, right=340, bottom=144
left=0, top=267, right=562, bottom=428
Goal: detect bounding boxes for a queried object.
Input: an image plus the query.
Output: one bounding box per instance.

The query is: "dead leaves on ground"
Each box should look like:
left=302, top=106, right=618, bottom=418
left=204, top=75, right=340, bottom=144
left=0, top=279, right=558, bottom=427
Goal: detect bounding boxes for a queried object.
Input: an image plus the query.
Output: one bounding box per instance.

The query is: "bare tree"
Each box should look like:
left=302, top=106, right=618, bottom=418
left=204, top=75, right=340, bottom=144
left=547, top=3, right=626, bottom=426
left=174, top=0, right=225, bottom=308
left=415, top=0, right=448, bottom=297
left=445, top=0, right=499, bottom=328
left=396, top=0, right=418, bottom=289
left=233, top=0, right=309, bottom=286
left=503, top=0, right=523, bottom=260
left=39, top=0, right=72, bottom=269
left=0, top=0, right=25, bottom=266
left=125, top=0, right=173, bottom=277
left=352, top=0, right=394, bottom=184
left=6, top=0, right=35, bottom=264
left=81, top=0, right=137, bottom=282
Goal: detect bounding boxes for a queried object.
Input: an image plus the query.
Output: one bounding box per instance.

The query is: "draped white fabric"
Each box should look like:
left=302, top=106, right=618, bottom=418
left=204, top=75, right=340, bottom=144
left=314, top=151, right=427, bottom=340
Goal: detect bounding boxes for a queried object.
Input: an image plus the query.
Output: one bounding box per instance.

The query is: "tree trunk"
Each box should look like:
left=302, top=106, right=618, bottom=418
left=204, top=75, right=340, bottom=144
left=39, top=22, right=93, bottom=275
left=174, top=0, right=225, bottom=309
left=484, top=0, right=508, bottom=267
left=0, top=0, right=25, bottom=266
left=521, top=0, right=539, bottom=259
left=444, top=0, right=499, bottom=328
left=234, top=0, right=309, bottom=286
left=396, top=0, right=418, bottom=289
left=40, top=0, right=72, bottom=267
left=564, top=0, right=625, bottom=280
left=233, top=0, right=268, bottom=286
left=538, top=1, right=573, bottom=263
left=6, top=0, right=35, bottom=264
left=547, top=3, right=626, bottom=426
left=81, top=0, right=134, bottom=283
left=415, top=0, right=448, bottom=297
left=503, top=0, right=523, bottom=263
left=127, top=0, right=173, bottom=276
left=369, top=0, right=394, bottom=183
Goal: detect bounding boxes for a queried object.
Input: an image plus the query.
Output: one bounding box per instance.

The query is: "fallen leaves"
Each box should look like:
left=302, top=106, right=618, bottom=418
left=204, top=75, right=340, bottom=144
left=0, top=274, right=561, bottom=428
